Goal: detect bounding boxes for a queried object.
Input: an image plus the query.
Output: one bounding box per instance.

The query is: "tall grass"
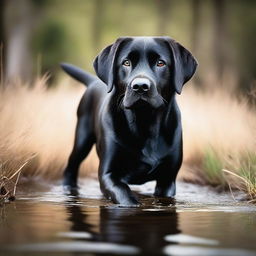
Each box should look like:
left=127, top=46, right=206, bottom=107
left=0, top=80, right=255, bottom=201
left=0, top=78, right=98, bottom=182
left=223, top=152, right=256, bottom=201
left=179, top=87, right=256, bottom=199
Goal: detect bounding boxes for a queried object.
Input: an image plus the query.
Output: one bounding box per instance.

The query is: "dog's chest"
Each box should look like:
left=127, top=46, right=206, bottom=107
left=139, top=136, right=171, bottom=169
left=141, top=136, right=168, bottom=167
left=122, top=138, right=169, bottom=184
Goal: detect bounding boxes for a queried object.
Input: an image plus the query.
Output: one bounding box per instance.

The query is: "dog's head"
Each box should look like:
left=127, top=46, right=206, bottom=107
left=94, top=37, right=198, bottom=109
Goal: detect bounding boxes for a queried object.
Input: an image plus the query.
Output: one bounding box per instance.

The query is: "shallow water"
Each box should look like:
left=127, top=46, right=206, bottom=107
left=0, top=179, right=256, bottom=256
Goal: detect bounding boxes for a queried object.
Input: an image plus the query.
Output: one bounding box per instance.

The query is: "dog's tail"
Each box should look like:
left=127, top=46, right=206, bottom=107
left=61, top=63, right=98, bottom=86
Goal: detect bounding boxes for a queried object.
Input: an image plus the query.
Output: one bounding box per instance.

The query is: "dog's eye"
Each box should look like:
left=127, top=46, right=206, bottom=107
left=122, top=59, right=131, bottom=67
left=157, top=60, right=166, bottom=67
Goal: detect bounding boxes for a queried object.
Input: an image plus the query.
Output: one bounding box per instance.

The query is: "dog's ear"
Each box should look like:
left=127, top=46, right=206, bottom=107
left=164, top=37, right=198, bottom=94
left=93, top=37, right=131, bottom=93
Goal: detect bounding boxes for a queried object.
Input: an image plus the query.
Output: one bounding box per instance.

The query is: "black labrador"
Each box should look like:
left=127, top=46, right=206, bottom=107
left=61, top=36, right=197, bottom=206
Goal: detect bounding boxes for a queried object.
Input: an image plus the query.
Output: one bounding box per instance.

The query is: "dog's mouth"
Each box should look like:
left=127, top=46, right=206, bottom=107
left=122, top=93, right=166, bottom=110
left=128, top=98, right=151, bottom=109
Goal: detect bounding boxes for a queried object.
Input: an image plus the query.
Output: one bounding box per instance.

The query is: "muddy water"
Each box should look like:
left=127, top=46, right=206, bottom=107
left=0, top=179, right=256, bottom=256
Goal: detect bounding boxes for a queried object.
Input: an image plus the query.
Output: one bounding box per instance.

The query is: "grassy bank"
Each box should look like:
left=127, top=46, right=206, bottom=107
left=179, top=88, right=256, bottom=201
left=0, top=80, right=255, bottom=202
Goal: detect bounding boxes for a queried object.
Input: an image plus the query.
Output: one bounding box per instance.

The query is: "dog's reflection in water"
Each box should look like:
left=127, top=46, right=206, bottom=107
left=65, top=196, right=180, bottom=255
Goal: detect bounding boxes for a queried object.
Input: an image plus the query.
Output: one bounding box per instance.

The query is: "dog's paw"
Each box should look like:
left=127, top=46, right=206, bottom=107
left=63, top=184, right=79, bottom=196
left=115, top=197, right=142, bottom=208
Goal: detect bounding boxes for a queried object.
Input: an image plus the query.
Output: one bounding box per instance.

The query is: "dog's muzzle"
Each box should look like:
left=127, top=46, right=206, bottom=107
left=123, top=77, right=164, bottom=109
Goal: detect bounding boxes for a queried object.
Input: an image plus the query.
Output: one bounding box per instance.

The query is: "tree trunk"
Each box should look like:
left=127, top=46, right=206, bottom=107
left=0, top=0, right=6, bottom=85
left=92, top=0, right=104, bottom=54
left=4, top=0, right=35, bottom=83
left=155, top=0, right=171, bottom=35
left=191, top=0, right=202, bottom=87
left=212, top=0, right=227, bottom=83
left=191, top=0, right=201, bottom=55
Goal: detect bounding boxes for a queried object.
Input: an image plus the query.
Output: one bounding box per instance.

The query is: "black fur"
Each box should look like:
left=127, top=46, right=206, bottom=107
left=62, top=36, right=197, bottom=206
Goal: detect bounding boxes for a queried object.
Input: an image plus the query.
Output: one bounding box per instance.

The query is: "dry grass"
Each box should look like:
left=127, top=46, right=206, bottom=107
left=0, top=157, right=29, bottom=203
left=223, top=152, right=256, bottom=201
left=179, top=87, right=256, bottom=199
left=0, top=79, right=255, bottom=201
left=0, top=78, right=98, bottom=183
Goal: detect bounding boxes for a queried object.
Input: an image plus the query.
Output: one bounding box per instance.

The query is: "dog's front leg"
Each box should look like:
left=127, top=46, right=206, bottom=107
left=154, top=160, right=180, bottom=198
left=154, top=179, right=176, bottom=198
left=98, top=137, right=140, bottom=206
left=99, top=172, right=140, bottom=206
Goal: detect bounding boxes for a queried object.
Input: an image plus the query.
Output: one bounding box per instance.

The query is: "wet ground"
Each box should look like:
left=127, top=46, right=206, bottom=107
left=0, top=179, right=256, bottom=256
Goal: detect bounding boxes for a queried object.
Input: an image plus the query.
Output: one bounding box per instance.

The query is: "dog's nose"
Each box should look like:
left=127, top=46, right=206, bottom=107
left=131, top=78, right=151, bottom=93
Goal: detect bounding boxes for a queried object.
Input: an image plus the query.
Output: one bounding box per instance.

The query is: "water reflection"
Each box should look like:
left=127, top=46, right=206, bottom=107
left=66, top=198, right=96, bottom=235
left=65, top=196, right=180, bottom=255
left=1, top=181, right=256, bottom=255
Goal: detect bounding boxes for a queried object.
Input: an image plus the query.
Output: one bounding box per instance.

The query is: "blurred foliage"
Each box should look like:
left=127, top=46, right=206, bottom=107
left=229, top=0, right=256, bottom=90
left=202, top=147, right=225, bottom=187
left=32, top=20, right=69, bottom=81
left=202, top=148, right=256, bottom=200
left=1, top=0, right=256, bottom=92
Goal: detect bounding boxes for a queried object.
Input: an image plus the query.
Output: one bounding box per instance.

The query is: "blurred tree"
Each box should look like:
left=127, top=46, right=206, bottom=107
left=191, top=0, right=201, bottom=56
left=0, top=1, right=4, bottom=45
left=231, top=0, right=256, bottom=94
left=32, top=20, right=68, bottom=84
left=0, top=0, right=255, bottom=93
left=191, top=0, right=202, bottom=87
left=212, top=0, right=227, bottom=83
left=155, top=0, right=171, bottom=35
left=0, top=0, right=6, bottom=84
left=4, top=0, right=36, bottom=82
left=92, top=0, right=104, bottom=54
